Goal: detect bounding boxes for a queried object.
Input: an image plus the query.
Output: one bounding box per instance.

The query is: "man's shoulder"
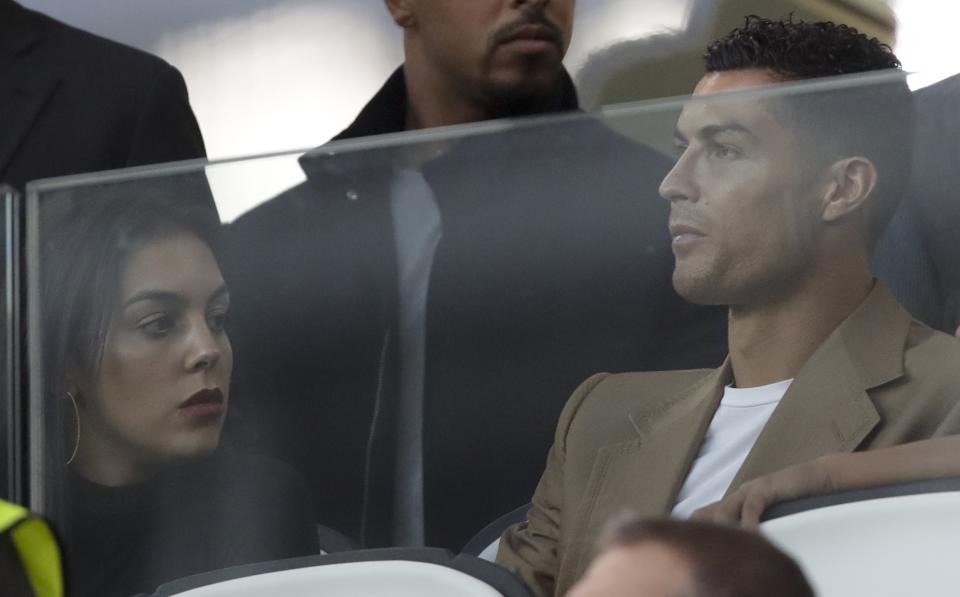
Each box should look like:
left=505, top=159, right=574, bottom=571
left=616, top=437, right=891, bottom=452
left=585, top=369, right=714, bottom=401
left=22, top=6, right=169, bottom=75
left=503, top=114, right=673, bottom=173
left=559, top=369, right=715, bottom=444
left=20, top=9, right=173, bottom=78
left=227, top=179, right=317, bottom=237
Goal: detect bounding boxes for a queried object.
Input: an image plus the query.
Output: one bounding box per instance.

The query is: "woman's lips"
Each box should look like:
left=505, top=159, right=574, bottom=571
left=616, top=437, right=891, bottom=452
left=179, top=388, right=225, bottom=419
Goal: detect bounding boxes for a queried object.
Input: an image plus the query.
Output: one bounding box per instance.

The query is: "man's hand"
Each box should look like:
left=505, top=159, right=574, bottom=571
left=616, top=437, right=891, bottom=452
left=692, top=457, right=836, bottom=528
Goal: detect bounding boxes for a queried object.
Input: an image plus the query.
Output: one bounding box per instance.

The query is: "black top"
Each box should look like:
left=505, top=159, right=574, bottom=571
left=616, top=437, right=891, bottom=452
left=63, top=450, right=319, bottom=597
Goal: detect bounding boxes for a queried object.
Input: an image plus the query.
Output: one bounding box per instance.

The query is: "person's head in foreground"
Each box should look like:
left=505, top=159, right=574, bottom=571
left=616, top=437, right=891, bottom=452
left=384, top=0, right=576, bottom=125
left=567, top=517, right=814, bottom=597
left=42, top=189, right=231, bottom=487
left=660, top=15, right=910, bottom=308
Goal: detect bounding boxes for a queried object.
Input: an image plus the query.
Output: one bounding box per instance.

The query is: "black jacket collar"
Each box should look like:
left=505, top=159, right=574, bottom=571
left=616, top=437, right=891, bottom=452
left=331, top=65, right=580, bottom=142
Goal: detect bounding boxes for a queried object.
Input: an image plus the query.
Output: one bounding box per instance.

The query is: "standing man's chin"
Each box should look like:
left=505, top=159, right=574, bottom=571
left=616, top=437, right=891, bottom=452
left=486, top=71, right=564, bottom=115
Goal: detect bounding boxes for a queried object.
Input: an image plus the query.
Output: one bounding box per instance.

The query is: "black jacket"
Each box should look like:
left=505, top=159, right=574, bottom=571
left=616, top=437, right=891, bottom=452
left=909, top=73, right=960, bottom=331
left=872, top=72, right=960, bottom=333
left=0, top=0, right=205, bottom=192
left=222, top=67, right=727, bottom=549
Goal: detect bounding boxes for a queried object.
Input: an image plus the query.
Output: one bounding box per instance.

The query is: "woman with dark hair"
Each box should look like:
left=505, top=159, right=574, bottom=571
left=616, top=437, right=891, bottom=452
left=40, top=186, right=319, bottom=597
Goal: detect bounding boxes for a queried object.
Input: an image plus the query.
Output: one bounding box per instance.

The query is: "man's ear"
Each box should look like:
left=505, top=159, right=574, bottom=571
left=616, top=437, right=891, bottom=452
left=384, top=0, right=417, bottom=29
left=820, top=157, right=877, bottom=223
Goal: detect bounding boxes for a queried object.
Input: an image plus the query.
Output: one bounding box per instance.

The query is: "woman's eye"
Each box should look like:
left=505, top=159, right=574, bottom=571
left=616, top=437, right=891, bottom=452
left=138, top=314, right=175, bottom=337
left=208, top=310, right=229, bottom=333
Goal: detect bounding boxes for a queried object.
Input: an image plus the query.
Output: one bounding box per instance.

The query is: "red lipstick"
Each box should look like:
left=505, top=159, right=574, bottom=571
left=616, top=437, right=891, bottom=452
left=179, top=388, right=225, bottom=419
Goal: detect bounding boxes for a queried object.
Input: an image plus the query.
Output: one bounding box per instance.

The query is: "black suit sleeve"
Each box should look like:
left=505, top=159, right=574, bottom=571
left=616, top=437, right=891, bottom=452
left=125, top=62, right=206, bottom=167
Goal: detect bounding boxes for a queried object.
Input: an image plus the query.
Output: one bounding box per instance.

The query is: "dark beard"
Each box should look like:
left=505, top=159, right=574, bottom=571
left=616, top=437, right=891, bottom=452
left=483, top=69, right=573, bottom=119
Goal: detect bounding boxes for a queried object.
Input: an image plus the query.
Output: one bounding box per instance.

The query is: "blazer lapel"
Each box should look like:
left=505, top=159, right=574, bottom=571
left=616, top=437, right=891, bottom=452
left=0, top=7, right=62, bottom=183
left=558, top=362, right=732, bottom=590
left=730, top=284, right=911, bottom=488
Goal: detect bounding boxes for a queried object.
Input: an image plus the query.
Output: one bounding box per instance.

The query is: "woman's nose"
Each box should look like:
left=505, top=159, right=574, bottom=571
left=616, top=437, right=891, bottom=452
left=185, top=321, right=221, bottom=372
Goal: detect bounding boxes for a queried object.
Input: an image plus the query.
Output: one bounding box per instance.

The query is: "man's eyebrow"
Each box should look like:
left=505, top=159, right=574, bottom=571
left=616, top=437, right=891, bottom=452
left=697, top=123, right=757, bottom=141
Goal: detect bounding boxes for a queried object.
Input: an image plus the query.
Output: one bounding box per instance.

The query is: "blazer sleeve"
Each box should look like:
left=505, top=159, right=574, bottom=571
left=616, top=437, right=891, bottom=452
left=496, top=373, right=609, bottom=597
left=125, top=61, right=206, bottom=167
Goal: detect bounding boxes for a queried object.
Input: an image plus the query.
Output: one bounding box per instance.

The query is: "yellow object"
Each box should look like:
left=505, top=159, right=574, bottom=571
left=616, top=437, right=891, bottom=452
left=0, top=500, right=64, bottom=597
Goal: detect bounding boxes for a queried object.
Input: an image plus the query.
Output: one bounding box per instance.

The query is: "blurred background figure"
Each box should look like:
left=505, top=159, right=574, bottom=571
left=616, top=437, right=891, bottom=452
left=38, top=189, right=317, bottom=597
left=0, top=0, right=206, bottom=193
left=566, top=516, right=814, bottom=597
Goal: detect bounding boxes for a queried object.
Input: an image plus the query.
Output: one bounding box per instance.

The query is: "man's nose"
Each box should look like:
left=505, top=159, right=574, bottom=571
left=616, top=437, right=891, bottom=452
left=658, top=154, right=698, bottom=204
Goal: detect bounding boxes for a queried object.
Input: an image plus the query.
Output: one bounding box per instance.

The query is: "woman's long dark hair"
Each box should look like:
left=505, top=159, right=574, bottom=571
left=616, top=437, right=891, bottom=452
left=38, top=177, right=221, bottom=520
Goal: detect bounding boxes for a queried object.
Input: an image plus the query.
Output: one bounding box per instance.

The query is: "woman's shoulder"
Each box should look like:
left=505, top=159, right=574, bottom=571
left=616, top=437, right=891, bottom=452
left=198, top=449, right=321, bottom=559
left=199, top=448, right=313, bottom=498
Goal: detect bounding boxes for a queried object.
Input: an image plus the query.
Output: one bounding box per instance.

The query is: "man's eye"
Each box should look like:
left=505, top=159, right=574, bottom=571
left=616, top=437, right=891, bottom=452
left=138, top=314, right=175, bottom=337
left=711, top=145, right=741, bottom=159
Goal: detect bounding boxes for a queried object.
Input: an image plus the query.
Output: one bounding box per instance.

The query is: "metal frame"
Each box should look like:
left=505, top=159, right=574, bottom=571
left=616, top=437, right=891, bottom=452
left=1, top=184, right=23, bottom=504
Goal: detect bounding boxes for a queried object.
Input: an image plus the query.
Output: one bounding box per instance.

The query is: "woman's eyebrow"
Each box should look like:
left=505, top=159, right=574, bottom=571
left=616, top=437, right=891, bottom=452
left=123, top=290, right=184, bottom=308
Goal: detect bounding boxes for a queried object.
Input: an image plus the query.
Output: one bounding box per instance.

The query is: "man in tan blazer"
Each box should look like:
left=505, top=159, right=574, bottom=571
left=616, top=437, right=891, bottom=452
left=497, top=16, right=960, bottom=597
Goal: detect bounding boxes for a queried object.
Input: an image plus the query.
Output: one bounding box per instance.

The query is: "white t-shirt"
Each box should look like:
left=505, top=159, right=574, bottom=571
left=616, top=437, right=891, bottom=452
left=671, top=378, right=793, bottom=519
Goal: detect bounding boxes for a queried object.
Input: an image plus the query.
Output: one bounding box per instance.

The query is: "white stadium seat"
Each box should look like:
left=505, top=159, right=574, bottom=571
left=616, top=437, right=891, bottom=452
left=761, top=482, right=960, bottom=597
left=150, top=548, right=532, bottom=597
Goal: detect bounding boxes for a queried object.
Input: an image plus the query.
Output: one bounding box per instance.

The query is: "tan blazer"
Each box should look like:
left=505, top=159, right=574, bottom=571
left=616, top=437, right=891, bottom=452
left=497, top=285, right=960, bottom=597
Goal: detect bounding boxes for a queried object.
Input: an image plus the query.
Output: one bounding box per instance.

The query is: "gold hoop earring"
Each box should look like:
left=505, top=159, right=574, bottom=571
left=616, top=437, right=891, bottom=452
left=65, top=391, right=80, bottom=466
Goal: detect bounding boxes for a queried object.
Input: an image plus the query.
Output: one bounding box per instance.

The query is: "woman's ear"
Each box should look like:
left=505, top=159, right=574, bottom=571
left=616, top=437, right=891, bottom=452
left=820, top=157, right=878, bottom=223
left=384, top=0, right=417, bottom=29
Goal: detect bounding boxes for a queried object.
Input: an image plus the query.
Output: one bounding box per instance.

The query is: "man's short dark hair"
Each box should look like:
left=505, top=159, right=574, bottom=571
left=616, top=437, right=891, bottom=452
left=603, top=517, right=814, bottom=597
left=705, top=15, right=900, bottom=80
left=704, top=15, right=912, bottom=246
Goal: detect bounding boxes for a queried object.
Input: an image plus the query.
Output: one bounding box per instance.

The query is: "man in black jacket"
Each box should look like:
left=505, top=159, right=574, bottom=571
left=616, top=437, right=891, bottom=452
left=0, top=0, right=205, bottom=192
left=223, top=0, right=726, bottom=549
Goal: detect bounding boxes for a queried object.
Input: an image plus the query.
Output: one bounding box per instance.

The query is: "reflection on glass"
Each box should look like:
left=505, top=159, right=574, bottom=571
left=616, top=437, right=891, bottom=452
left=38, top=187, right=317, bottom=597
left=16, top=55, right=960, bottom=597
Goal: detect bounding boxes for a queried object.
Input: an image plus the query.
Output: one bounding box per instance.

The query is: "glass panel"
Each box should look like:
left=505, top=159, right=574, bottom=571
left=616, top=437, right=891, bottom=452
left=24, top=70, right=960, bottom=596
left=0, top=184, right=19, bottom=502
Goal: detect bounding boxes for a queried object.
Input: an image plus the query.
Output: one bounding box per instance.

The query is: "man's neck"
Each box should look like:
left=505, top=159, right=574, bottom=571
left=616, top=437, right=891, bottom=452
left=403, top=59, right=493, bottom=131
left=727, top=269, right=874, bottom=388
